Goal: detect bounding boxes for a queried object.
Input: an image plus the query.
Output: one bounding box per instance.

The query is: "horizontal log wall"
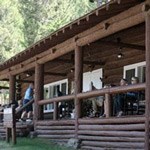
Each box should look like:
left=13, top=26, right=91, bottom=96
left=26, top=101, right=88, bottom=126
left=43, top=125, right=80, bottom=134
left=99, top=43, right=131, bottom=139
left=0, top=122, right=5, bottom=139
left=78, top=116, right=145, bottom=150
left=35, top=116, right=146, bottom=149
left=36, top=120, right=75, bottom=143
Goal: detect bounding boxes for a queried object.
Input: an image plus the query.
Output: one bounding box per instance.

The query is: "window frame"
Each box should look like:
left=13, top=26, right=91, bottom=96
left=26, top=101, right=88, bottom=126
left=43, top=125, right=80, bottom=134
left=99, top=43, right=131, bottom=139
left=123, top=61, right=146, bottom=83
left=44, top=79, right=68, bottom=113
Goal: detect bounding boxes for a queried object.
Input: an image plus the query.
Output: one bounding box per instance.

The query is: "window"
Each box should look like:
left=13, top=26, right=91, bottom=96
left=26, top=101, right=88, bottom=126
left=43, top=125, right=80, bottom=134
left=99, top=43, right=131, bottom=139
left=83, top=68, right=103, bottom=92
left=44, top=79, right=68, bottom=113
left=124, top=62, right=145, bottom=83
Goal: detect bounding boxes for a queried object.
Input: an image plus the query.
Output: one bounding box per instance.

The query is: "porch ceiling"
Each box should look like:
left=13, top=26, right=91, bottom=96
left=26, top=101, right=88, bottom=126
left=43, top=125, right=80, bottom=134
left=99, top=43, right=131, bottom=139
left=0, top=0, right=145, bottom=72
left=22, top=23, right=145, bottom=84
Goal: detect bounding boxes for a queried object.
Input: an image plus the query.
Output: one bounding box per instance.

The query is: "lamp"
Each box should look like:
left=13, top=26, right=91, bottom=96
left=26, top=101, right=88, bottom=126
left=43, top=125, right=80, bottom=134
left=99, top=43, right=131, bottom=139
left=70, top=68, right=74, bottom=73
left=117, top=53, right=123, bottom=58
left=117, top=47, right=124, bottom=59
left=26, top=72, right=32, bottom=77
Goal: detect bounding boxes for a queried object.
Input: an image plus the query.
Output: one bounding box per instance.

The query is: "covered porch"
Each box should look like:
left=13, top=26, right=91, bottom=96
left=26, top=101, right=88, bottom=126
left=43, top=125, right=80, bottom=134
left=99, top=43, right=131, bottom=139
left=0, top=0, right=150, bottom=149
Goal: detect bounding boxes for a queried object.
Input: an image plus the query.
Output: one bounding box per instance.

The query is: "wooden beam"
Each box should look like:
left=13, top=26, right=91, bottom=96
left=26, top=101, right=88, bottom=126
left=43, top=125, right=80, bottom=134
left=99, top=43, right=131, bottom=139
left=77, top=3, right=145, bottom=46
left=98, top=40, right=145, bottom=51
left=54, top=58, right=105, bottom=66
left=9, top=75, right=16, bottom=104
left=77, top=83, right=145, bottom=100
left=45, top=72, right=66, bottom=76
left=145, top=1, right=150, bottom=149
left=25, top=70, right=66, bottom=77
left=36, top=119, right=75, bottom=126
left=2, top=79, right=33, bottom=83
left=38, top=95, right=74, bottom=105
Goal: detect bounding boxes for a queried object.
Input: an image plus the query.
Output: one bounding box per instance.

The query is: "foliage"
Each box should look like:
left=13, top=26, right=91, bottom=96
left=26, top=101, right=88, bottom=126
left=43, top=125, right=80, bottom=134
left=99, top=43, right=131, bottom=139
left=0, top=0, right=110, bottom=63
left=0, top=0, right=24, bottom=62
left=18, top=0, right=96, bottom=47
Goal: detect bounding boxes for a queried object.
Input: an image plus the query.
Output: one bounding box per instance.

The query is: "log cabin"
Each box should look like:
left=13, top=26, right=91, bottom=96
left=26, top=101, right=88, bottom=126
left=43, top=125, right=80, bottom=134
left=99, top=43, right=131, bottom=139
left=0, top=0, right=150, bottom=149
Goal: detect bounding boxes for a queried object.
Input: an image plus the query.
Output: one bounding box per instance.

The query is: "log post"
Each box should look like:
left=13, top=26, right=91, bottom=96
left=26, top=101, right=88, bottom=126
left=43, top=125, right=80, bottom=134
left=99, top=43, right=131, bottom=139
left=53, top=102, right=58, bottom=120
left=6, top=128, right=11, bottom=143
left=145, top=1, right=150, bottom=149
left=9, top=75, right=16, bottom=104
left=105, top=93, right=111, bottom=118
left=74, top=45, right=83, bottom=138
left=12, top=105, right=16, bottom=145
left=34, top=64, right=44, bottom=121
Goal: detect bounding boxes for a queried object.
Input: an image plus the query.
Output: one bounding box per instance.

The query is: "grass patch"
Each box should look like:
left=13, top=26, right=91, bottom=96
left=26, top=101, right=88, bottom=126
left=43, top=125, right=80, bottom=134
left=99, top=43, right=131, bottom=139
left=0, top=138, right=70, bottom=150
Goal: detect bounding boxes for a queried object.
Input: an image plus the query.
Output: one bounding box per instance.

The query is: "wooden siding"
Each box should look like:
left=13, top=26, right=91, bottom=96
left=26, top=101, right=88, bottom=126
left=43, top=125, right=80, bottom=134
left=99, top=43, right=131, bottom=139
left=36, top=116, right=145, bottom=149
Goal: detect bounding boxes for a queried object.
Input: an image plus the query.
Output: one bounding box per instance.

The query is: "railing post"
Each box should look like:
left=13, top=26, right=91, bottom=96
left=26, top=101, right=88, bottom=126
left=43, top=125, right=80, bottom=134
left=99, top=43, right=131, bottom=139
left=105, top=93, right=111, bottom=118
left=74, top=45, right=83, bottom=138
left=34, top=64, right=44, bottom=122
left=53, top=102, right=58, bottom=120
left=9, top=75, right=16, bottom=104
left=145, top=1, right=150, bottom=149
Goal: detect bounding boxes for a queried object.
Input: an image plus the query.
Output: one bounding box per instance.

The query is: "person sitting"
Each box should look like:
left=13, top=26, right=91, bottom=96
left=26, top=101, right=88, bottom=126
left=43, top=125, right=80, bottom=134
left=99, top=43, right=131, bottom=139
left=113, top=78, right=128, bottom=117
left=89, top=82, right=104, bottom=117
left=20, top=83, right=34, bottom=122
left=125, top=77, right=139, bottom=114
left=126, top=77, right=139, bottom=100
left=99, top=84, right=114, bottom=118
left=57, top=85, right=66, bottom=118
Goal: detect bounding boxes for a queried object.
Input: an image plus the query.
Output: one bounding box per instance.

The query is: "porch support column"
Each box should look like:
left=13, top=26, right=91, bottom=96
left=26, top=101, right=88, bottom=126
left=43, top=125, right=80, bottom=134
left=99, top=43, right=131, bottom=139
left=34, top=64, right=44, bottom=121
left=9, top=75, right=16, bottom=104
left=74, top=45, right=83, bottom=138
left=145, top=1, right=150, bottom=149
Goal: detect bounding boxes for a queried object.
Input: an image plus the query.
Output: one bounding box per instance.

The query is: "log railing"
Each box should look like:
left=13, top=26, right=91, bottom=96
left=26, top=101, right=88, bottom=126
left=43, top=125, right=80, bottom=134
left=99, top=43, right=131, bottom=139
left=38, top=95, right=74, bottom=105
left=37, top=83, right=145, bottom=119
left=15, top=99, right=34, bottom=115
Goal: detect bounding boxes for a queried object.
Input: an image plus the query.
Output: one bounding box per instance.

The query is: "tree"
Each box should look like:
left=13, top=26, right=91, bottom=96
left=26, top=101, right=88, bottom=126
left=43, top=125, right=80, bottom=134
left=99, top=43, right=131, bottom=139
left=19, top=0, right=96, bottom=47
left=0, top=0, right=24, bottom=62
left=0, top=0, right=100, bottom=61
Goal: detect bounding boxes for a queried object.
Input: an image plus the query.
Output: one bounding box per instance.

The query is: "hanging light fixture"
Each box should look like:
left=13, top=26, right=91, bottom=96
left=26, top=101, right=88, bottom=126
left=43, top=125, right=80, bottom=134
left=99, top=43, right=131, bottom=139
left=70, top=68, right=74, bottom=73
left=117, top=47, right=124, bottom=59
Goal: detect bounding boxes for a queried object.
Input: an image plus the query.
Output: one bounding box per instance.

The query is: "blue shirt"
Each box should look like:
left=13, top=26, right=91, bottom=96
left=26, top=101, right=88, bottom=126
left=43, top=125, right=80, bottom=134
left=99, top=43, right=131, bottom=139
left=24, top=87, right=33, bottom=100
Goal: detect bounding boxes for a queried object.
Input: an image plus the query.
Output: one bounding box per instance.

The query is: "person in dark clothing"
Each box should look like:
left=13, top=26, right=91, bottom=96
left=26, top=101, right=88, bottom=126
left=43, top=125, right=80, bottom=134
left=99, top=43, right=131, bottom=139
left=114, top=78, right=128, bottom=117
left=125, top=77, right=140, bottom=114
left=56, top=85, right=65, bottom=118
left=126, top=77, right=139, bottom=100
left=57, top=85, right=63, bottom=97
